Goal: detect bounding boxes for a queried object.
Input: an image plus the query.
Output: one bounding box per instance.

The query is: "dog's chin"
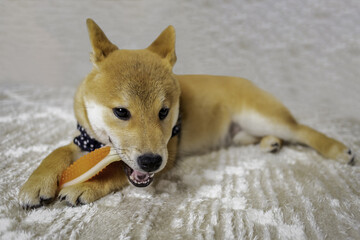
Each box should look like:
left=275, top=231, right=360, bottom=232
left=123, top=162, right=154, bottom=187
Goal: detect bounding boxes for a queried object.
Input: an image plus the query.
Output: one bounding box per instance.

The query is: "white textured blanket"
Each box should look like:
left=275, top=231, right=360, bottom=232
left=1, top=0, right=360, bottom=239
left=1, top=85, right=359, bottom=239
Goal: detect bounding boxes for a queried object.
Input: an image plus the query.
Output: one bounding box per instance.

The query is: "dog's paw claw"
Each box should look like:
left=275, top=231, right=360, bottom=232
left=75, top=196, right=85, bottom=206
left=270, top=143, right=280, bottom=153
left=335, top=148, right=356, bottom=165
left=22, top=203, right=42, bottom=210
left=260, top=136, right=282, bottom=153
left=58, top=183, right=100, bottom=206
left=347, top=149, right=356, bottom=166
left=58, top=195, right=66, bottom=202
left=40, top=197, right=54, bottom=205
left=61, top=193, right=85, bottom=207
left=349, top=157, right=355, bottom=166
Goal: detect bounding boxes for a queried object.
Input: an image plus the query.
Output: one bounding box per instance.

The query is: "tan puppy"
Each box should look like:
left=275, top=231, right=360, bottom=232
left=19, top=19, right=355, bottom=209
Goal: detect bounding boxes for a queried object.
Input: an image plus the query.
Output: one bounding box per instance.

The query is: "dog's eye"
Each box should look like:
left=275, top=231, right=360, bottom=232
left=159, top=108, right=169, bottom=120
left=113, top=108, right=131, bottom=120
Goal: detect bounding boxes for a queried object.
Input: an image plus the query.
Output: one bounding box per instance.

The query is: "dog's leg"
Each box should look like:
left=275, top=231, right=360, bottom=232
left=58, top=161, right=128, bottom=206
left=232, top=131, right=259, bottom=146
left=260, top=135, right=282, bottom=153
left=19, top=143, right=80, bottom=209
left=232, top=131, right=283, bottom=153
left=235, top=110, right=354, bottom=163
left=291, top=124, right=355, bottom=164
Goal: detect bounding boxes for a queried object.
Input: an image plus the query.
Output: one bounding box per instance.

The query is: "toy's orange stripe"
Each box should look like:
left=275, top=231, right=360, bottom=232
left=59, top=146, right=111, bottom=187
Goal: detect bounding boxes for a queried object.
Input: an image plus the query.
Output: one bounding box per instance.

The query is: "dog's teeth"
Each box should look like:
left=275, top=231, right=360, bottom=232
left=129, top=172, right=153, bottom=186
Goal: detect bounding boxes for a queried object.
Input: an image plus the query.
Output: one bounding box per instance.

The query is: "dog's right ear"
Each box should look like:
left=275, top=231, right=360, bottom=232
left=86, top=18, right=118, bottom=66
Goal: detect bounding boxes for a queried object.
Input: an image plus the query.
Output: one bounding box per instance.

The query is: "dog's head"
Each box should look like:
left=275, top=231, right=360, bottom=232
left=75, top=19, right=180, bottom=187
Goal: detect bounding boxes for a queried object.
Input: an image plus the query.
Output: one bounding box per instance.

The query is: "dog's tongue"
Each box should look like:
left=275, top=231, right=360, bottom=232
left=131, top=170, right=150, bottom=182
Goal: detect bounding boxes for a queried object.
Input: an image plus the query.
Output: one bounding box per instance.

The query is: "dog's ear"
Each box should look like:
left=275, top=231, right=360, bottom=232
left=86, top=18, right=118, bottom=65
left=147, top=25, right=177, bottom=67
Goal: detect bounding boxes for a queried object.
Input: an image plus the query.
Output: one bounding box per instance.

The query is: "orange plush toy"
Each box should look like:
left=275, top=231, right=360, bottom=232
left=59, top=146, right=121, bottom=188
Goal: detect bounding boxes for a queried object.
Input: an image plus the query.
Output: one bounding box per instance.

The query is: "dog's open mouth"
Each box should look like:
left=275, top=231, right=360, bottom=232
left=123, top=162, right=154, bottom=187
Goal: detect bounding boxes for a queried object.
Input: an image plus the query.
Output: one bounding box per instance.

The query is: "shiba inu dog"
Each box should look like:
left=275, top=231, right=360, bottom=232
left=19, top=19, right=355, bottom=209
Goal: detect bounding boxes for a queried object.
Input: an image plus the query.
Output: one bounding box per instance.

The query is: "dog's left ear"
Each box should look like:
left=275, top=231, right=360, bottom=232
left=147, top=25, right=177, bottom=67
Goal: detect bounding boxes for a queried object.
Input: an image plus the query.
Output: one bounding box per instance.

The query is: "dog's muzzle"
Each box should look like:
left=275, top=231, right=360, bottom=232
left=122, top=153, right=161, bottom=187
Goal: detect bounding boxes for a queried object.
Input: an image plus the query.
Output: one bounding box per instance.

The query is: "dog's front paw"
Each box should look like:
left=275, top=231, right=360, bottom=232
left=19, top=174, right=58, bottom=210
left=58, top=182, right=104, bottom=206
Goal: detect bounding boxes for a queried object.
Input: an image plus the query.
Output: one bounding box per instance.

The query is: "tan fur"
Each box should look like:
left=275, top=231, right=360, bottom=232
left=19, top=19, right=355, bottom=208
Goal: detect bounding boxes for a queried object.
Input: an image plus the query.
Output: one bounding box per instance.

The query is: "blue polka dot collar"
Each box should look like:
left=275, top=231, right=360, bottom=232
left=73, top=124, right=105, bottom=152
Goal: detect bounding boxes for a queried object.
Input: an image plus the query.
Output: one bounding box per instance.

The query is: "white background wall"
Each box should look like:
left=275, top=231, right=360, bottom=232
left=0, top=0, right=359, bottom=119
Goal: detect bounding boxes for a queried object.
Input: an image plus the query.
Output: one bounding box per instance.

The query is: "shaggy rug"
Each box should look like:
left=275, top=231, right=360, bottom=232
left=1, top=0, right=360, bottom=239
left=0, top=85, right=359, bottom=239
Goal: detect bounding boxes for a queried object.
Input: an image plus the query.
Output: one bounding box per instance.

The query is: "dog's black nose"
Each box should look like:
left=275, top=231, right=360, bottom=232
left=137, top=154, right=162, bottom=172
